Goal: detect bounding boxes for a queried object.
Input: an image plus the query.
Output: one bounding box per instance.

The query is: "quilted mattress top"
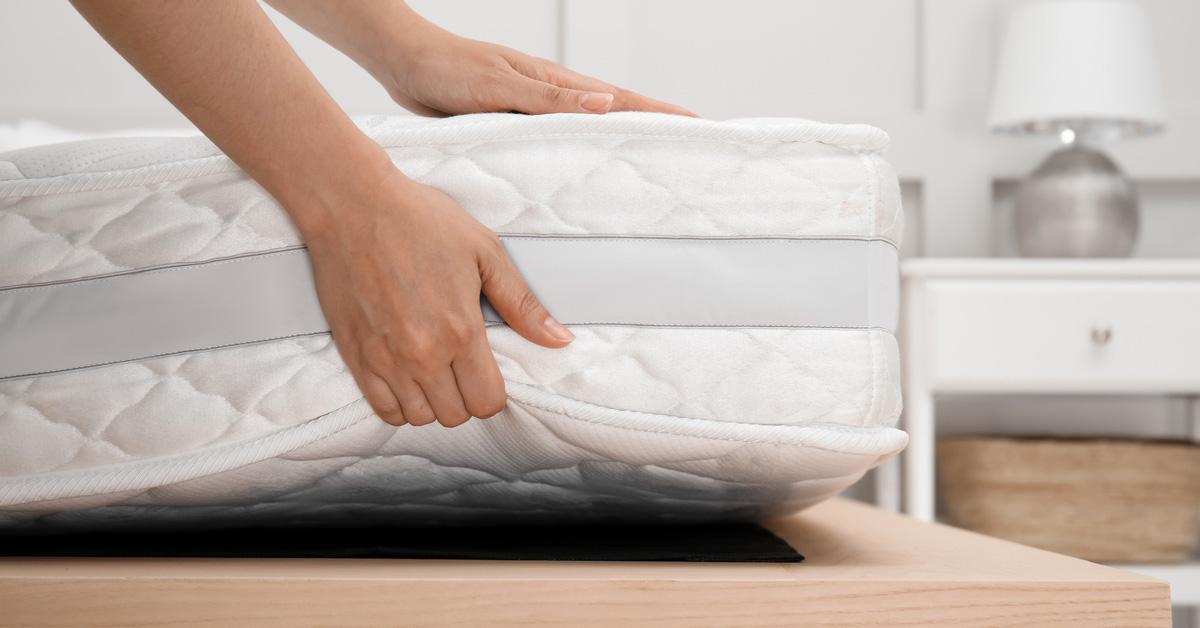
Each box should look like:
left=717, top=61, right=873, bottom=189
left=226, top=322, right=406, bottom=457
left=0, top=113, right=900, bottom=286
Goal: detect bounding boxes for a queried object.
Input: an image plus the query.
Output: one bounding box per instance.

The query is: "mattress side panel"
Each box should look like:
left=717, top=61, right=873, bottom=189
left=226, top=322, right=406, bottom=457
left=0, top=327, right=898, bottom=479
left=0, top=173, right=300, bottom=287
left=0, top=336, right=359, bottom=477
left=2, top=137, right=898, bottom=287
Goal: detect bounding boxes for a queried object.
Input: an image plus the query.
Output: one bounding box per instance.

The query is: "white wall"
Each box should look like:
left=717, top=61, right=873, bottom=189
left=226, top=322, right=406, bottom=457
left=3, top=0, right=1198, bottom=450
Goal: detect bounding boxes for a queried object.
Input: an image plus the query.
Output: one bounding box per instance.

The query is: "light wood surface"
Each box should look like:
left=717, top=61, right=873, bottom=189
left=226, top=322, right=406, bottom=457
left=0, top=499, right=1169, bottom=627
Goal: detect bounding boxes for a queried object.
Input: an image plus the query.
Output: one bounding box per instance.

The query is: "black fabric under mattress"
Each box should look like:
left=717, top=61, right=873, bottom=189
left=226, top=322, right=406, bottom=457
left=0, top=523, right=803, bottom=563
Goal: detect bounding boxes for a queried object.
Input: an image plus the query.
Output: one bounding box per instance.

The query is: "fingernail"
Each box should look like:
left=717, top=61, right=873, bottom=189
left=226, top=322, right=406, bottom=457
left=580, top=92, right=613, bottom=113
left=543, top=316, right=575, bottom=342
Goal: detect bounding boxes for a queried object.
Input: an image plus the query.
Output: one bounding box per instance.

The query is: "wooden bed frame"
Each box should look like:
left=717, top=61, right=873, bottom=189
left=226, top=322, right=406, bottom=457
left=0, top=499, right=1169, bottom=627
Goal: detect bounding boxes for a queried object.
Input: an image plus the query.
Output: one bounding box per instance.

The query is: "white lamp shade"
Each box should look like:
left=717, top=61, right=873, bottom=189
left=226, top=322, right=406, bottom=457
left=989, top=0, right=1166, bottom=141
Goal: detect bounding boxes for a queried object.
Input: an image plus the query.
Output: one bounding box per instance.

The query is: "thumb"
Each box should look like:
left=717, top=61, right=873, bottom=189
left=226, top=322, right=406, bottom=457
left=480, top=247, right=575, bottom=348
left=503, top=76, right=614, bottom=115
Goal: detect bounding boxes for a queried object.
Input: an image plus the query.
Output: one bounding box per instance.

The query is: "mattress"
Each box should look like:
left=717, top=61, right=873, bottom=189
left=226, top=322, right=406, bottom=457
left=0, top=113, right=904, bottom=529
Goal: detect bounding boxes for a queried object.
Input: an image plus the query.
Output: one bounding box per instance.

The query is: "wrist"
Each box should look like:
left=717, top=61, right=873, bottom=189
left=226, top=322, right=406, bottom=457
left=271, top=140, right=406, bottom=241
left=369, top=12, right=453, bottom=101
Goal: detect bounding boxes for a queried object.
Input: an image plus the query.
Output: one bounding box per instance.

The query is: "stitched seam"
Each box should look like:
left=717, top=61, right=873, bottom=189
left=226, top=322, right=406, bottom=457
left=486, top=322, right=894, bottom=331
left=497, top=235, right=898, bottom=246
left=865, top=330, right=879, bottom=427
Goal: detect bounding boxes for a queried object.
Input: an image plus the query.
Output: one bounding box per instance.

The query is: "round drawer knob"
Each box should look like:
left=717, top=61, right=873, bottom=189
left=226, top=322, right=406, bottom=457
left=1090, top=325, right=1113, bottom=346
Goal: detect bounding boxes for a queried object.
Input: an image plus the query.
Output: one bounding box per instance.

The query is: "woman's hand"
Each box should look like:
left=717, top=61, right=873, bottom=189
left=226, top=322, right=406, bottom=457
left=381, top=22, right=696, bottom=117
left=303, top=168, right=574, bottom=427
left=265, top=0, right=696, bottom=118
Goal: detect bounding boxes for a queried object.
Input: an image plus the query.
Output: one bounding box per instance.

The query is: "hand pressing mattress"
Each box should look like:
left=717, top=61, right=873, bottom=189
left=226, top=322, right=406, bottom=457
left=0, top=113, right=904, bottom=528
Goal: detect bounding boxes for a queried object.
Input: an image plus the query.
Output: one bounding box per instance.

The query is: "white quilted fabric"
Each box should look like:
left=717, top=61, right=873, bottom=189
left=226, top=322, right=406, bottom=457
left=0, top=113, right=904, bottom=528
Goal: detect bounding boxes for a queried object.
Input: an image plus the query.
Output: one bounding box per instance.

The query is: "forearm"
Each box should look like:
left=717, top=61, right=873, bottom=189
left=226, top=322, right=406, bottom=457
left=70, top=0, right=393, bottom=235
left=264, top=0, right=430, bottom=87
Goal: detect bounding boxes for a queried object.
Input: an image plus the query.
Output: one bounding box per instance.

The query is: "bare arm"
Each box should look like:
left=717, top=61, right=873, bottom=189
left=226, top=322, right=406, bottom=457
left=72, top=0, right=388, bottom=224
left=71, top=0, right=574, bottom=427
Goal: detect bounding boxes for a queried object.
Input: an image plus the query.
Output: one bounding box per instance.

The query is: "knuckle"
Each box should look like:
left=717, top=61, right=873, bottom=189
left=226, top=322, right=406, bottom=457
left=517, top=289, right=543, bottom=318
left=478, top=231, right=505, bottom=258
left=542, top=84, right=569, bottom=106
left=397, top=332, right=441, bottom=369
left=360, top=338, right=395, bottom=372
left=443, top=316, right=476, bottom=346
left=476, top=237, right=506, bottom=281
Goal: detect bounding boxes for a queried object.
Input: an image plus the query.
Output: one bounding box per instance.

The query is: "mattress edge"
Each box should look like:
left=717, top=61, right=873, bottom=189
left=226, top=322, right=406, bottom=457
left=0, top=114, right=891, bottom=196
left=0, top=386, right=907, bottom=508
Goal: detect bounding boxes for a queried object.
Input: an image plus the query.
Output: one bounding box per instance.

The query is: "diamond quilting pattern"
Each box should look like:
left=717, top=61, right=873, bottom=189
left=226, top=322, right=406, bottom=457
left=0, top=336, right=355, bottom=475
left=0, top=116, right=901, bottom=287
left=0, top=328, right=899, bottom=480
left=0, top=114, right=903, bottom=524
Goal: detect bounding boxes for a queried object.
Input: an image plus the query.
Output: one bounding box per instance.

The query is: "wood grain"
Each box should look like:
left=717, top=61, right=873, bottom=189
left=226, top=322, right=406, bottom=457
left=0, top=499, right=1169, bottom=627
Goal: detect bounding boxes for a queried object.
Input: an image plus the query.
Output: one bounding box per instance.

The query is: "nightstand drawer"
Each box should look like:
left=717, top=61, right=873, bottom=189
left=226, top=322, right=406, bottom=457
left=924, top=280, right=1200, bottom=391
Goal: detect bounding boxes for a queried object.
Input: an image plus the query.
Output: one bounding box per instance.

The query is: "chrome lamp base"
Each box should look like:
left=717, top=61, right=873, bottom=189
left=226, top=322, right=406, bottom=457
left=1014, top=144, right=1139, bottom=257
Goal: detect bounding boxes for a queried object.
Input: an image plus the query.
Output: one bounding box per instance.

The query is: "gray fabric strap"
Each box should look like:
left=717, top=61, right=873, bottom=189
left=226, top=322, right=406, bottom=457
left=0, top=237, right=897, bottom=380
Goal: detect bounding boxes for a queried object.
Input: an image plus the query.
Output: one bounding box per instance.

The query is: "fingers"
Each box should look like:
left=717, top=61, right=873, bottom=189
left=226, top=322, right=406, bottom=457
left=417, top=369, right=472, bottom=428
left=499, top=51, right=695, bottom=116
left=539, top=63, right=698, bottom=117
left=453, top=332, right=508, bottom=420
left=613, top=90, right=699, bottom=117
left=357, top=355, right=480, bottom=429
left=390, top=376, right=437, bottom=426
left=386, top=328, right=505, bottom=428
left=479, top=241, right=575, bottom=348
left=501, top=75, right=613, bottom=115
left=361, top=372, right=406, bottom=426
left=363, top=364, right=439, bottom=427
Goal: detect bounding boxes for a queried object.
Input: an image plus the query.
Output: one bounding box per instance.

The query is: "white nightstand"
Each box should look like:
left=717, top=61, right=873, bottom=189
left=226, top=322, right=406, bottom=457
left=885, top=257, right=1200, bottom=607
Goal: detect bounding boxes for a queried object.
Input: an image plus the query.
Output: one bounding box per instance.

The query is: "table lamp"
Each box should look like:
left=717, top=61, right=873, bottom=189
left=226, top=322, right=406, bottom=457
left=989, top=0, right=1165, bottom=257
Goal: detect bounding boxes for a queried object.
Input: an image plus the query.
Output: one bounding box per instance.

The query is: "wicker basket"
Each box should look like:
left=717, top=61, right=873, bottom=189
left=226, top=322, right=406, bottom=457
left=938, top=436, right=1200, bottom=563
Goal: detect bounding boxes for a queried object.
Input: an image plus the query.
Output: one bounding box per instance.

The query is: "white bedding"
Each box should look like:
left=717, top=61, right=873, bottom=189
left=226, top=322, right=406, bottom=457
left=0, top=113, right=904, bottom=528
